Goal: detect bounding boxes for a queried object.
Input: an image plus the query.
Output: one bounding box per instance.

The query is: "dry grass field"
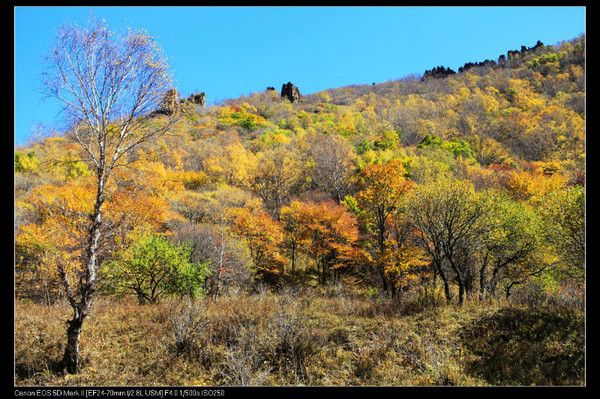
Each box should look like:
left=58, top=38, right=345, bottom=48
left=15, top=287, right=584, bottom=386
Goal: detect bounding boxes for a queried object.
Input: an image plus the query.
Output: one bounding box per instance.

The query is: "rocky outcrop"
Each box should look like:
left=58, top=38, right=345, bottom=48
left=281, top=82, right=301, bottom=103
left=507, top=49, right=521, bottom=60
left=266, top=86, right=276, bottom=92
left=532, top=40, right=544, bottom=50
left=423, top=40, right=546, bottom=80
left=506, top=40, right=544, bottom=61
left=458, top=59, right=497, bottom=73
left=187, top=92, right=205, bottom=106
left=422, top=66, right=456, bottom=81
left=180, top=92, right=205, bottom=107
left=151, top=90, right=207, bottom=117
left=152, top=88, right=180, bottom=116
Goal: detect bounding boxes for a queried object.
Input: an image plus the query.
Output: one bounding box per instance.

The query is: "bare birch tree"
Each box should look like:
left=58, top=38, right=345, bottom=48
left=43, top=18, right=177, bottom=373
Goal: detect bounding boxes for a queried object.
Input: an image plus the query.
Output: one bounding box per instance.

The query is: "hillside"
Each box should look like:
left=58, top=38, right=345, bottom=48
left=14, top=35, right=585, bottom=386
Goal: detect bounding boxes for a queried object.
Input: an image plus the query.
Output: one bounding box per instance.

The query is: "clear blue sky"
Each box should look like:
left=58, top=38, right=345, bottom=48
left=14, top=6, right=585, bottom=145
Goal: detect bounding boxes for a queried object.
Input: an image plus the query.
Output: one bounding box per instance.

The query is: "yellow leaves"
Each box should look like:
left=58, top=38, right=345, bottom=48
left=192, top=117, right=217, bottom=132
left=176, top=170, right=209, bottom=190
left=166, top=147, right=187, bottom=171
left=118, top=161, right=185, bottom=196
left=478, top=92, right=501, bottom=115
left=534, top=105, right=584, bottom=141
left=499, top=103, right=585, bottom=161
left=24, top=136, right=92, bottom=180
left=280, top=200, right=360, bottom=269
left=202, top=155, right=224, bottom=176
left=44, top=137, right=67, bottom=144
left=272, top=132, right=292, bottom=145
left=454, top=87, right=472, bottom=102
left=356, top=160, right=413, bottom=212
left=504, top=168, right=567, bottom=202
left=383, top=244, right=429, bottom=287
left=105, top=188, right=176, bottom=232
left=418, top=119, right=438, bottom=138
left=318, top=91, right=332, bottom=103
left=229, top=205, right=287, bottom=276
left=352, top=98, right=368, bottom=111
left=507, top=79, right=546, bottom=111
left=17, top=167, right=177, bottom=278
left=14, top=34, right=586, bottom=300
left=216, top=103, right=269, bottom=130
left=530, top=161, right=563, bottom=176
left=18, top=223, right=61, bottom=254
left=203, top=142, right=258, bottom=186
left=259, top=129, right=293, bottom=146
left=14, top=151, right=40, bottom=174
left=16, top=184, right=88, bottom=284
left=25, top=178, right=96, bottom=218
left=335, top=108, right=359, bottom=136
left=463, top=72, right=481, bottom=87
left=404, top=94, right=436, bottom=111
left=484, top=86, right=500, bottom=97
left=569, top=64, right=584, bottom=82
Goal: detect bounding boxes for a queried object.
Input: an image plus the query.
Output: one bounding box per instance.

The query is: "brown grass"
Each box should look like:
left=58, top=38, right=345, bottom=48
left=15, top=290, right=583, bottom=386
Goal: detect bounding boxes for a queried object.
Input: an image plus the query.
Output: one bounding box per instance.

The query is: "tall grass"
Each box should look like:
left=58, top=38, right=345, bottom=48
left=15, top=289, right=584, bottom=386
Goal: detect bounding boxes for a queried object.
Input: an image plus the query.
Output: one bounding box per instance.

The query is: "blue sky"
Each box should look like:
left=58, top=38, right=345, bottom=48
left=14, top=6, right=585, bottom=145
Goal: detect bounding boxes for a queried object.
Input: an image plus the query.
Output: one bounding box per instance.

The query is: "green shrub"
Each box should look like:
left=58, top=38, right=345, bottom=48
left=101, top=234, right=211, bottom=304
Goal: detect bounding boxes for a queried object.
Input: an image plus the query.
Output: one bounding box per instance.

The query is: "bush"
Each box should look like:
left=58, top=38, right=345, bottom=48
left=218, top=326, right=272, bottom=385
left=168, top=299, right=209, bottom=357
left=461, top=306, right=584, bottom=385
left=263, top=304, right=321, bottom=384
left=101, top=234, right=211, bottom=304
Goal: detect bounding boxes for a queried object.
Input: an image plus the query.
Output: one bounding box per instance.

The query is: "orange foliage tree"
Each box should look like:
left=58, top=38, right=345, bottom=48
left=355, top=160, right=413, bottom=295
left=280, top=200, right=359, bottom=284
left=16, top=179, right=95, bottom=304
left=229, top=206, right=287, bottom=283
left=15, top=165, right=178, bottom=304
left=383, top=213, right=430, bottom=301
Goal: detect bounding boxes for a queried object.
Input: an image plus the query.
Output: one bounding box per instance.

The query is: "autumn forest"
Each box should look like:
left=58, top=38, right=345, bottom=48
left=14, top=19, right=585, bottom=387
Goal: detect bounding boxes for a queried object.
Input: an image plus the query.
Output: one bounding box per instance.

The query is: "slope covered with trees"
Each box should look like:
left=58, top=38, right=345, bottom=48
left=14, top=31, right=585, bottom=386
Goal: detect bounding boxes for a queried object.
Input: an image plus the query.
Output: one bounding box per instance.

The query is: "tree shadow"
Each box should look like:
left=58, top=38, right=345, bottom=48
left=460, top=306, right=584, bottom=385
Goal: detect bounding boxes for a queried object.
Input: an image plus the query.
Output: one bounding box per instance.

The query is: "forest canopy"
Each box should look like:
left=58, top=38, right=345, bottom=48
left=15, top=35, right=584, bottom=304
